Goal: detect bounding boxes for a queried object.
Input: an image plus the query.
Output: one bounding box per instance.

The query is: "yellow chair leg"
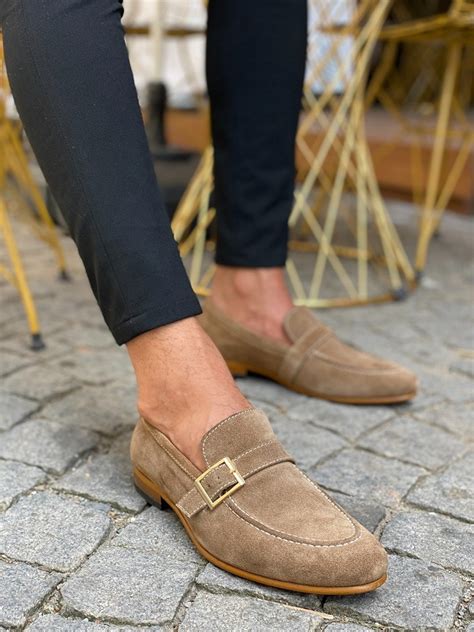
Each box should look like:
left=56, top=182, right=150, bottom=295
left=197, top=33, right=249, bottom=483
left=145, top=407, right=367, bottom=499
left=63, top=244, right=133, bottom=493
left=8, top=126, right=69, bottom=279
left=0, top=199, right=45, bottom=350
left=415, top=41, right=462, bottom=274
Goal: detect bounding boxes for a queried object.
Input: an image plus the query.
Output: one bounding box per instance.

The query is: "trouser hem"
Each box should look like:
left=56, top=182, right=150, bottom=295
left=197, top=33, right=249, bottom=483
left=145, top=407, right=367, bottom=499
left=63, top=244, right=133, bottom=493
left=215, top=254, right=288, bottom=268
left=112, top=295, right=202, bottom=345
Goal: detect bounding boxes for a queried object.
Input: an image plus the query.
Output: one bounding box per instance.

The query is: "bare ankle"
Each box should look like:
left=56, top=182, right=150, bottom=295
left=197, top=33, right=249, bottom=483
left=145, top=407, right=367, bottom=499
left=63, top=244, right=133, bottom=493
left=127, top=318, right=249, bottom=470
left=210, top=266, right=293, bottom=344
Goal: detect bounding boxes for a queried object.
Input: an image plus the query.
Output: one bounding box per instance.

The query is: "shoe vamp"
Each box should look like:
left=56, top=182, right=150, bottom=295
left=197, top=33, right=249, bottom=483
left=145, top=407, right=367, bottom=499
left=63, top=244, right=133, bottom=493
left=228, top=462, right=357, bottom=544
left=314, top=336, right=395, bottom=371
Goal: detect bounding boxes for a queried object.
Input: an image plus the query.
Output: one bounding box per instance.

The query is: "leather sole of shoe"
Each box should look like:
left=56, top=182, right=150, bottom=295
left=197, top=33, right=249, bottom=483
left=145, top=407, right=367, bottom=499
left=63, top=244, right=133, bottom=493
left=226, top=360, right=416, bottom=405
left=133, top=466, right=387, bottom=596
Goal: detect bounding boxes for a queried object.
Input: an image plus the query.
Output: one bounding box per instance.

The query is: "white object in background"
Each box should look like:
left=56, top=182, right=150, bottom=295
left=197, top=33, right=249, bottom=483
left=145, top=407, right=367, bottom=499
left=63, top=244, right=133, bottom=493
left=307, top=0, right=356, bottom=94
left=125, top=0, right=355, bottom=105
left=123, top=0, right=206, bottom=107
left=150, top=0, right=164, bottom=83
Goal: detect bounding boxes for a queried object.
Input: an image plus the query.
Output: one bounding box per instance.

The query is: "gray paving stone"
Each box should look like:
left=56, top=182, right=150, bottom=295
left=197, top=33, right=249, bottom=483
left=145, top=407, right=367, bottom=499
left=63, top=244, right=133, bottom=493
left=53, top=451, right=145, bottom=512
left=271, top=416, right=347, bottom=470
left=325, top=555, right=464, bottom=630
left=53, top=322, right=115, bottom=350
left=0, top=418, right=99, bottom=474
left=324, top=625, right=373, bottom=632
left=408, top=452, right=474, bottom=521
left=0, top=336, right=71, bottom=362
left=0, top=491, right=111, bottom=571
left=41, top=381, right=137, bottom=435
left=414, top=402, right=474, bottom=440
left=469, top=597, right=474, bottom=616
left=341, top=329, right=418, bottom=368
left=420, top=370, right=474, bottom=404
left=0, top=390, right=39, bottom=430
left=0, top=460, right=47, bottom=510
left=26, top=614, right=149, bottom=631
left=107, top=430, right=133, bottom=457
left=0, top=559, right=60, bottom=627
left=61, top=546, right=198, bottom=625
left=382, top=510, right=474, bottom=575
left=425, top=301, right=474, bottom=349
left=330, top=492, right=386, bottom=533
left=196, top=563, right=322, bottom=610
left=312, top=449, right=425, bottom=507
left=2, top=364, right=79, bottom=400
left=396, top=389, right=445, bottom=414
left=358, top=416, right=466, bottom=469
left=395, top=335, right=454, bottom=367
left=450, top=357, right=474, bottom=379
left=0, top=349, right=32, bottom=376
left=286, top=399, right=394, bottom=441
left=180, top=591, right=324, bottom=631
left=52, top=348, right=133, bottom=385
left=111, top=506, right=200, bottom=564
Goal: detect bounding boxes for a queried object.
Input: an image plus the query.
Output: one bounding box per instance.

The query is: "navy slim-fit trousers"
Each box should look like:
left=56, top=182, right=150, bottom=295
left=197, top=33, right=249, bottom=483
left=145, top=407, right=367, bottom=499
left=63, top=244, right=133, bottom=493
left=1, top=0, right=307, bottom=344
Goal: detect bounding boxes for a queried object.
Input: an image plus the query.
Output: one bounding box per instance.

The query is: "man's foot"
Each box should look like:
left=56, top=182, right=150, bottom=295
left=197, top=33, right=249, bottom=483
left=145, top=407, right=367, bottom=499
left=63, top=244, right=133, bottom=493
left=131, top=408, right=388, bottom=594
left=203, top=267, right=417, bottom=404
left=126, top=317, right=249, bottom=470
left=210, top=266, right=293, bottom=345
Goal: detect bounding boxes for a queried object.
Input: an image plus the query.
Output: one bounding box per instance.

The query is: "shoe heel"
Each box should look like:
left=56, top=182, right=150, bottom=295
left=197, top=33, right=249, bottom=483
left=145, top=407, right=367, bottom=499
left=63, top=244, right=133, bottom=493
left=133, top=469, right=169, bottom=511
left=227, top=361, right=248, bottom=377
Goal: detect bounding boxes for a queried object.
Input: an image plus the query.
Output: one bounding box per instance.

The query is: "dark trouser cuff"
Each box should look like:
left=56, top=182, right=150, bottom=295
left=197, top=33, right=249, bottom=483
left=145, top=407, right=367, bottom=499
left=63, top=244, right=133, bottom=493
left=112, top=294, right=202, bottom=345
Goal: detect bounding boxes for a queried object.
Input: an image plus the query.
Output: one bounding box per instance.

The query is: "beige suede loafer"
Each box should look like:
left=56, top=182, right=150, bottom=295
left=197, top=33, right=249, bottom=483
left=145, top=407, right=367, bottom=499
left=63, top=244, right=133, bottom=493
left=131, top=408, right=387, bottom=595
left=201, top=302, right=417, bottom=404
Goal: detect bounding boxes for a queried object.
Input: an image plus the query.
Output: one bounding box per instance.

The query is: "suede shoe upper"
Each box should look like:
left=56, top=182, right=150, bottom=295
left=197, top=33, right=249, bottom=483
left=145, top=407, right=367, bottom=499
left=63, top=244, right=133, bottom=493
left=201, top=302, right=417, bottom=403
left=131, top=408, right=387, bottom=589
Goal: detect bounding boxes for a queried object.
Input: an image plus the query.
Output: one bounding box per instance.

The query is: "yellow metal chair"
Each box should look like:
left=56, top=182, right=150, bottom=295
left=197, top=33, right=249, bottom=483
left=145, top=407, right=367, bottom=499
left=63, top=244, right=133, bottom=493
left=0, top=41, right=69, bottom=349
left=370, top=0, right=474, bottom=275
left=291, top=0, right=415, bottom=307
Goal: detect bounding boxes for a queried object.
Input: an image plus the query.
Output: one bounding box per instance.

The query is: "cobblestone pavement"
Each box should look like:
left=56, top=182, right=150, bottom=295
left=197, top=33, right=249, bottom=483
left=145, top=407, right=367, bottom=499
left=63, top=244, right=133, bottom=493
left=0, top=203, right=473, bottom=631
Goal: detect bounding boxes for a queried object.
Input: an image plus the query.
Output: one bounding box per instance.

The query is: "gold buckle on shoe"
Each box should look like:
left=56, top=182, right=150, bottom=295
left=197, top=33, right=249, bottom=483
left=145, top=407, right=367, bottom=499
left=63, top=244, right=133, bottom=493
left=194, top=456, right=245, bottom=510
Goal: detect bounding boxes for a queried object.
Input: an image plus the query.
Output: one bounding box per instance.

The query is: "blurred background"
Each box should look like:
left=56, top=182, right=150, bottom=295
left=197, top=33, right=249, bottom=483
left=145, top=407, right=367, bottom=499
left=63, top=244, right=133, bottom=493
left=0, top=0, right=473, bottom=348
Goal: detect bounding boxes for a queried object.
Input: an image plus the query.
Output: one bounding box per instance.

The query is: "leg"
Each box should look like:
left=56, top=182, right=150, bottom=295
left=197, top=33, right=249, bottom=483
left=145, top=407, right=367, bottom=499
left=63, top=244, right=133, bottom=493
left=2, top=0, right=200, bottom=341
left=206, top=0, right=307, bottom=343
left=2, top=0, right=246, bottom=469
left=202, top=1, right=417, bottom=403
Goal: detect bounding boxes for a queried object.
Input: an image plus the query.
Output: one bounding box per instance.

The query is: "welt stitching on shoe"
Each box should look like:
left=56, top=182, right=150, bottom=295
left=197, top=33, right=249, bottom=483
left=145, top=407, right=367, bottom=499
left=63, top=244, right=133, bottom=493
left=229, top=495, right=359, bottom=545
left=228, top=467, right=358, bottom=543
left=203, top=456, right=290, bottom=507
left=231, top=456, right=292, bottom=486
left=202, top=408, right=257, bottom=466
left=178, top=454, right=290, bottom=518
left=234, top=439, right=280, bottom=461
left=225, top=501, right=363, bottom=549
left=299, top=470, right=358, bottom=529
left=144, top=423, right=195, bottom=479
left=177, top=447, right=291, bottom=516
left=177, top=438, right=278, bottom=505
left=299, top=351, right=406, bottom=374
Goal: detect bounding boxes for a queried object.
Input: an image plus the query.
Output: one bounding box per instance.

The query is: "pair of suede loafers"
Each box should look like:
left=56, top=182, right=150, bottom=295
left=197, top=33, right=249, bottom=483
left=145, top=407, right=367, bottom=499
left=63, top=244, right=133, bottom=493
left=132, top=303, right=417, bottom=595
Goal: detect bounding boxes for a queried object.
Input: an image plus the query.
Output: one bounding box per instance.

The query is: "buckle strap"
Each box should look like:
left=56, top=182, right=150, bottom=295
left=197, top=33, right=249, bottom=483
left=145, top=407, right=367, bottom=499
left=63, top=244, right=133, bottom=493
left=176, top=440, right=294, bottom=518
left=278, top=324, right=332, bottom=385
